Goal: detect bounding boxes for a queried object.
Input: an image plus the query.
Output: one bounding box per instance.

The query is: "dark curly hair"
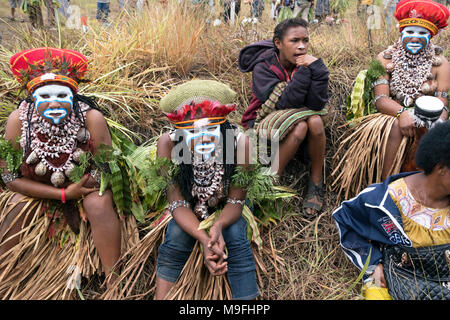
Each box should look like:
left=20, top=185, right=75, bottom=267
left=415, top=121, right=450, bottom=175
left=273, top=17, right=309, bottom=47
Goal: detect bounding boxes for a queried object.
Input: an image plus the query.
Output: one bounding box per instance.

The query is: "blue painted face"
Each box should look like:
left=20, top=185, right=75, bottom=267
left=32, top=84, right=73, bottom=125
left=182, top=119, right=221, bottom=160
left=401, top=26, right=431, bottom=54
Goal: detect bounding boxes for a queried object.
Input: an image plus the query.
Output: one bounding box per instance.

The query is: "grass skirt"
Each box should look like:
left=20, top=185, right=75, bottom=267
left=0, top=190, right=139, bottom=300
left=330, top=113, right=409, bottom=201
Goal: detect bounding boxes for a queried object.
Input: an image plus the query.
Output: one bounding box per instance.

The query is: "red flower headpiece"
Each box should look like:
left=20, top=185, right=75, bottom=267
left=10, top=47, right=88, bottom=93
left=395, top=0, right=450, bottom=37
left=166, top=100, right=236, bottom=124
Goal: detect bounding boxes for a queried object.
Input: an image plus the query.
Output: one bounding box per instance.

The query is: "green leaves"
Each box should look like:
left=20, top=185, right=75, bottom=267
left=232, top=163, right=296, bottom=228
left=0, top=137, right=23, bottom=174
left=68, top=152, right=92, bottom=183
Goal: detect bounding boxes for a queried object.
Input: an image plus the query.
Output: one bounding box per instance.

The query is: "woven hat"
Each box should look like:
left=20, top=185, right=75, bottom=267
left=10, top=47, right=88, bottom=93
left=395, top=0, right=450, bottom=37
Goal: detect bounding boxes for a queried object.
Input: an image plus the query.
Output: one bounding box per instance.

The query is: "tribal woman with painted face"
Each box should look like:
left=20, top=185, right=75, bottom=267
left=154, top=80, right=259, bottom=300
left=0, top=48, right=123, bottom=299
left=332, top=0, right=449, bottom=200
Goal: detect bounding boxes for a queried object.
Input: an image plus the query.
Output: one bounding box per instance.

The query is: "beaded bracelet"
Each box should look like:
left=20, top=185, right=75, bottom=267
left=61, top=188, right=66, bottom=204
left=1, top=171, right=19, bottom=184
left=168, top=200, right=191, bottom=215
left=396, top=107, right=407, bottom=118
left=226, top=198, right=246, bottom=206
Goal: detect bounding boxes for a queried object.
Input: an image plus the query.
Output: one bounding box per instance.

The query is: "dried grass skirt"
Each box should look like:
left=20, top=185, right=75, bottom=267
left=330, top=113, right=409, bottom=201
left=0, top=190, right=138, bottom=300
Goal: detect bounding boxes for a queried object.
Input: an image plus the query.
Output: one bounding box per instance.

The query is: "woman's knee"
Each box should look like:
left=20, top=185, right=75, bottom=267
left=288, top=121, right=308, bottom=142
left=307, top=115, right=325, bottom=136
left=82, top=191, right=115, bottom=221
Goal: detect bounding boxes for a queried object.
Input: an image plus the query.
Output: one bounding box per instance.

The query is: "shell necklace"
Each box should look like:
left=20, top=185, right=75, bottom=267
left=387, top=39, right=434, bottom=107
left=19, top=100, right=91, bottom=187
left=191, top=156, right=225, bottom=220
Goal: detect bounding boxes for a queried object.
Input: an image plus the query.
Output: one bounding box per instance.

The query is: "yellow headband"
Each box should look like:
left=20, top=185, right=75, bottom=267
left=399, top=18, right=439, bottom=36
left=174, top=117, right=226, bottom=129
left=27, top=74, right=79, bottom=93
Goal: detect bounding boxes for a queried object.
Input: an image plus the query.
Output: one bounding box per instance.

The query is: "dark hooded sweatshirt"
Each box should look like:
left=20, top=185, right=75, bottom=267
left=238, top=39, right=329, bottom=129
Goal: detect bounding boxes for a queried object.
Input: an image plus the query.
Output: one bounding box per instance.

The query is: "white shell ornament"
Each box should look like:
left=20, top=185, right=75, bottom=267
left=35, top=162, right=47, bottom=176
left=51, top=171, right=65, bottom=187
left=76, top=128, right=90, bottom=143
left=420, top=81, right=431, bottom=94
left=434, top=46, right=443, bottom=55
left=432, top=56, right=442, bottom=66
left=430, top=80, right=438, bottom=93
left=26, top=151, right=39, bottom=165
left=72, top=148, right=85, bottom=163
left=385, top=63, right=394, bottom=73
left=64, top=162, right=76, bottom=178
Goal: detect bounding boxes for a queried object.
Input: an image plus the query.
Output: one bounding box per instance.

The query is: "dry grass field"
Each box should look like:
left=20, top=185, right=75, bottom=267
left=0, top=0, right=448, bottom=300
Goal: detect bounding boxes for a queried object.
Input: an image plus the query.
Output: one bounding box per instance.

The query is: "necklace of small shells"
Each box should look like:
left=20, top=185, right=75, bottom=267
left=18, top=100, right=91, bottom=187
left=191, top=156, right=225, bottom=220
left=384, top=38, right=438, bottom=107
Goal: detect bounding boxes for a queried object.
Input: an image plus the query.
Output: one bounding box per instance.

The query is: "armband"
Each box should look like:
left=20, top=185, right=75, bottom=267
left=373, top=94, right=388, bottom=106
left=1, top=171, right=19, bottom=184
left=371, top=78, right=389, bottom=89
left=434, top=91, right=448, bottom=99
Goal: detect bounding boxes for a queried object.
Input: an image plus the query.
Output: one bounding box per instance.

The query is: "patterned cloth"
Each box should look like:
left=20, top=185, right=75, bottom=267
left=388, top=177, right=450, bottom=247
left=255, top=82, right=328, bottom=142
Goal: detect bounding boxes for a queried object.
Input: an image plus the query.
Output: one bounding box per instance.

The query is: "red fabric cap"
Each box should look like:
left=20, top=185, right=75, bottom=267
left=166, top=100, right=236, bottom=123
left=395, top=0, right=450, bottom=36
left=10, top=47, right=88, bottom=92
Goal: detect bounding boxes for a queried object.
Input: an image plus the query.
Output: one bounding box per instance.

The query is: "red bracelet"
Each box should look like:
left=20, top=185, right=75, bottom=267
left=61, top=188, right=66, bottom=203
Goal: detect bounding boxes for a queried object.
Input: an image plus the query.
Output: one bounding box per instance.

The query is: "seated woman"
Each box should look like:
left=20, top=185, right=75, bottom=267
left=239, top=17, right=329, bottom=215
left=0, top=47, right=122, bottom=299
left=333, top=121, right=450, bottom=300
left=155, top=79, right=259, bottom=300
left=332, top=0, right=449, bottom=199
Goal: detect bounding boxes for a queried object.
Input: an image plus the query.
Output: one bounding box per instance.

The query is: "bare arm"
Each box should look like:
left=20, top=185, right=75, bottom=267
left=436, top=56, right=449, bottom=120
left=2, top=110, right=96, bottom=200
left=85, top=109, right=113, bottom=150
left=373, top=53, right=404, bottom=116
left=373, top=52, right=415, bottom=137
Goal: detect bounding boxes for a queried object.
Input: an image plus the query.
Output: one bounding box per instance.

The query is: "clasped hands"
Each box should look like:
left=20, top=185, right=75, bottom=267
left=201, top=222, right=228, bottom=276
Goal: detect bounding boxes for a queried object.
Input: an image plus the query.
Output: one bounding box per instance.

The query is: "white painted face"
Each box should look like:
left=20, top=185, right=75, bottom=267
left=182, top=119, right=221, bottom=159
left=401, top=26, right=431, bottom=54
left=32, top=84, right=73, bottom=125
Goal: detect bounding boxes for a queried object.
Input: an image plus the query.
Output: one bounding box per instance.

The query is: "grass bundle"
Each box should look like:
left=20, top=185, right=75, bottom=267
left=330, top=114, right=408, bottom=200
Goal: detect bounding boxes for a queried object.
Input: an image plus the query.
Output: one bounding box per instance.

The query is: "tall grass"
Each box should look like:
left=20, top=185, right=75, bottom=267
left=0, top=0, right=448, bottom=299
